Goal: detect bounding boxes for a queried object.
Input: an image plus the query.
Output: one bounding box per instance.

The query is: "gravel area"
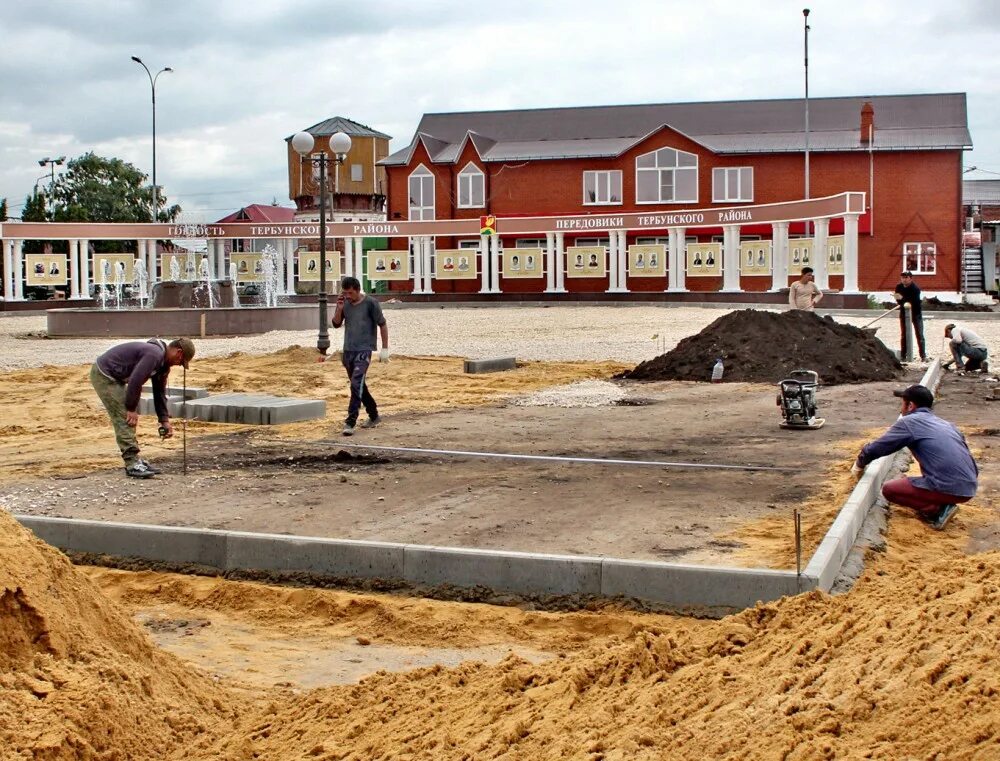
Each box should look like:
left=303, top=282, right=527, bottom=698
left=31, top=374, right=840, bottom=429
left=0, top=306, right=997, bottom=371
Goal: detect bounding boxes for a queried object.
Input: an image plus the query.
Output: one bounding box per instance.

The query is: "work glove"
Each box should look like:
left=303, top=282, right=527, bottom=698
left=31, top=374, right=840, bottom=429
left=850, top=461, right=863, bottom=477
left=379, top=348, right=390, bottom=363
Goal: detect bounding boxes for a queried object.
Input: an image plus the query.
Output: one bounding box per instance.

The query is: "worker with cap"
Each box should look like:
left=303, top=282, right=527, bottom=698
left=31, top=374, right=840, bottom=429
left=90, top=337, right=196, bottom=478
left=893, top=271, right=927, bottom=362
left=852, top=384, right=978, bottom=530
left=944, top=323, right=989, bottom=373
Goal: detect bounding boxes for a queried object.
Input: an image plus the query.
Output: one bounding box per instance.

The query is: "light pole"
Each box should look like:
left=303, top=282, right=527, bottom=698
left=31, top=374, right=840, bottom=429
left=38, top=157, right=65, bottom=218
left=131, top=56, right=172, bottom=221
left=803, top=9, right=811, bottom=203
left=291, top=130, right=353, bottom=355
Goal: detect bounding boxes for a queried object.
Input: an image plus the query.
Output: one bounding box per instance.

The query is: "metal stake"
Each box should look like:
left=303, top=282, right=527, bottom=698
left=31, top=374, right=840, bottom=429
left=794, top=509, right=802, bottom=584
left=182, top=365, right=187, bottom=475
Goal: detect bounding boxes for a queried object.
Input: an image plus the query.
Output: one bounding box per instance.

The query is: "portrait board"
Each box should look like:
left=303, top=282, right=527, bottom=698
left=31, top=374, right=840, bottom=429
left=231, top=254, right=263, bottom=283
left=565, top=246, right=606, bottom=278
left=627, top=244, right=666, bottom=277
left=739, top=241, right=772, bottom=276
left=686, top=243, right=722, bottom=277
left=25, top=254, right=68, bottom=286
left=297, top=250, right=340, bottom=282
left=789, top=239, right=814, bottom=272
left=435, top=249, right=478, bottom=280
left=93, top=254, right=135, bottom=283
left=502, top=248, right=544, bottom=279
left=161, top=252, right=198, bottom=281
left=827, top=235, right=845, bottom=275
left=367, top=250, right=410, bottom=281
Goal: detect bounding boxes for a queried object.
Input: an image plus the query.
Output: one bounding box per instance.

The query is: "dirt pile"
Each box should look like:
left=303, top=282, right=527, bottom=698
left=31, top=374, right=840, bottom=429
left=0, top=510, right=237, bottom=759
left=620, top=309, right=902, bottom=385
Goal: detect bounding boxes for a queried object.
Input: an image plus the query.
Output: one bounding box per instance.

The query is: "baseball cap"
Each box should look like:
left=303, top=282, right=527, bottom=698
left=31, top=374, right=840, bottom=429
left=901, top=270, right=913, bottom=277
left=172, top=337, right=196, bottom=368
left=892, top=384, right=934, bottom=408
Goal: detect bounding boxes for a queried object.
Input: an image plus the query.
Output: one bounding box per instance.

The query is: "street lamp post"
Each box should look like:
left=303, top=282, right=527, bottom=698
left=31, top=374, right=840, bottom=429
left=38, top=157, right=65, bottom=217
left=803, top=8, right=811, bottom=204
left=131, top=56, right=172, bottom=221
left=291, top=130, right=353, bottom=355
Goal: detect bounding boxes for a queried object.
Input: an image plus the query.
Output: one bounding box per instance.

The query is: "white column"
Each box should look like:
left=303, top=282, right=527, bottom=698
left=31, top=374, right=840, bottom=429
left=618, top=230, right=628, bottom=293
left=422, top=237, right=434, bottom=294
left=410, top=237, right=423, bottom=293
left=285, top=240, right=296, bottom=294
left=668, top=227, right=687, bottom=291
left=842, top=213, right=861, bottom=293
left=605, top=231, right=617, bottom=292
left=812, top=218, right=830, bottom=291
left=343, top=237, right=354, bottom=278
left=1, top=239, right=11, bottom=300
left=770, top=222, right=789, bottom=291
left=80, top=239, right=92, bottom=296
left=545, top=232, right=556, bottom=292
left=490, top=234, right=501, bottom=293
left=721, top=225, right=741, bottom=292
left=12, top=240, right=24, bottom=300
left=354, top=237, right=365, bottom=281
left=555, top=232, right=566, bottom=292
left=148, top=240, right=158, bottom=284
left=67, top=240, right=81, bottom=299
left=478, top=234, right=491, bottom=293
left=215, top=239, right=226, bottom=281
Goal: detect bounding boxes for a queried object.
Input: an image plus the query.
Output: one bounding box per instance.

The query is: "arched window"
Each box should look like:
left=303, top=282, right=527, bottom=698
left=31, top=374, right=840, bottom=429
left=457, top=163, right=485, bottom=208
left=408, top=164, right=435, bottom=220
left=635, top=148, right=698, bottom=204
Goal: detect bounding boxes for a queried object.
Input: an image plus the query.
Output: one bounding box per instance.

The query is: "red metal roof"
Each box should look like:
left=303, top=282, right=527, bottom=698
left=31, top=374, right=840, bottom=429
left=215, top=204, right=296, bottom=224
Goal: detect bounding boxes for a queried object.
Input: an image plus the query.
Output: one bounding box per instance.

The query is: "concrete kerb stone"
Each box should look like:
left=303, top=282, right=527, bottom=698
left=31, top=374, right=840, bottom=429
left=804, top=359, right=943, bottom=591
left=225, top=530, right=404, bottom=579
left=403, top=544, right=603, bottom=597
left=464, top=357, right=517, bottom=374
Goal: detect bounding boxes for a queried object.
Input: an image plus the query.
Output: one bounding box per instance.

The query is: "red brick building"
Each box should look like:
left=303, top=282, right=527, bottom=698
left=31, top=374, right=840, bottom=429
left=379, top=93, right=971, bottom=298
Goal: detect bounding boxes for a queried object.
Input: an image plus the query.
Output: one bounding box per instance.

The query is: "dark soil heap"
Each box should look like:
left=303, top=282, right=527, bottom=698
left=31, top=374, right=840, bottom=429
left=619, top=309, right=902, bottom=385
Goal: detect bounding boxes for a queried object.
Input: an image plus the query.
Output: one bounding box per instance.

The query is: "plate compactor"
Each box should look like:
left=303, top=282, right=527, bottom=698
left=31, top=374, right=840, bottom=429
left=777, top=369, right=826, bottom=430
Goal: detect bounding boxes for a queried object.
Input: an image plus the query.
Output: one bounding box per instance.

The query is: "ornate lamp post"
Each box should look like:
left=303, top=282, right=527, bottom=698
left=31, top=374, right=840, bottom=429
left=38, top=157, right=65, bottom=217
left=291, top=129, right=353, bottom=355
left=131, top=56, right=172, bottom=221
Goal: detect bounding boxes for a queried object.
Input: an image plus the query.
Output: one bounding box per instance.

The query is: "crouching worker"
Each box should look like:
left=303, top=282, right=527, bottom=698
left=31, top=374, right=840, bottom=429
left=852, top=384, right=977, bottom=530
left=90, top=337, right=195, bottom=478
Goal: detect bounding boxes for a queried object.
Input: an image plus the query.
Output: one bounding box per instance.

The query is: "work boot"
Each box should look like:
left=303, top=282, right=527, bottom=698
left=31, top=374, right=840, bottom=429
left=125, top=461, right=156, bottom=479
left=360, top=415, right=382, bottom=429
left=981, top=360, right=989, bottom=374
left=931, top=504, right=959, bottom=531
left=138, top=458, right=162, bottom=475
left=342, top=422, right=356, bottom=436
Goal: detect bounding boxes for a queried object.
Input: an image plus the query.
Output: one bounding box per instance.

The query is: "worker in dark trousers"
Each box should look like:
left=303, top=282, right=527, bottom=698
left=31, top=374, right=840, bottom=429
left=332, top=276, right=389, bottom=436
left=893, top=271, right=926, bottom=361
left=91, top=337, right=195, bottom=478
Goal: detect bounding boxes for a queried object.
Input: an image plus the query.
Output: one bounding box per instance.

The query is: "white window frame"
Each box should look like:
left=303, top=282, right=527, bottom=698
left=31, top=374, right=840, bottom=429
left=515, top=238, right=546, bottom=248
left=712, top=167, right=754, bottom=203
left=902, top=242, right=937, bottom=275
left=408, top=164, right=435, bottom=221
left=582, top=170, right=623, bottom=205
left=635, top=147, right=698, bottom=204
left=457, top=163, right=485, bottom=208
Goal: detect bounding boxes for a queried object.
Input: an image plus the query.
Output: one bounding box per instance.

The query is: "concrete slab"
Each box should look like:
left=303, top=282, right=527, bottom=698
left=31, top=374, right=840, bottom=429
left=403, top=545, right=603, bottom=597
left=141, top=384, right=209, bottom=400
left=600, top=558, right=809, bottom=610
left=226, top=531, right=404, bottom=579
left=464, top=357, right=517, bottom=374
left=163, top=392, right=326, bottom=425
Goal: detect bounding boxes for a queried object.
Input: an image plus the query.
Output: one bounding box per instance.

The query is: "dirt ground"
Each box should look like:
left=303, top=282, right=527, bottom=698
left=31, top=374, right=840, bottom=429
left=0, top=345, right=945, bottom=566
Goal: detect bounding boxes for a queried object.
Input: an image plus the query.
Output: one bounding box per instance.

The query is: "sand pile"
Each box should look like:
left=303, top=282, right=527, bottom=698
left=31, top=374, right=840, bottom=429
left=184, top=538, right=1000, bottom=760
left=620, top=309, right=902, bottom=384
left=0, top=510, right=237, bottom=759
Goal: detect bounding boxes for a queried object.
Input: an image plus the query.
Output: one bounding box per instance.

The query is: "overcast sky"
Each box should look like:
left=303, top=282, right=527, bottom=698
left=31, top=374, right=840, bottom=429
left=2, top=0, right=998, bottom=221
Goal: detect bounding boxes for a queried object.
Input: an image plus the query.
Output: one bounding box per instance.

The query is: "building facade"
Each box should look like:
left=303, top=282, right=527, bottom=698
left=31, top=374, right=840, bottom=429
left=379, top=93, right=972, bottom=297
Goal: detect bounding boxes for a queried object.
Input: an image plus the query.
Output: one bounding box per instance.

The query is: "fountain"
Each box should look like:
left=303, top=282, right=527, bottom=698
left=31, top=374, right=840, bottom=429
left=48, top=245, right=318, bottom=338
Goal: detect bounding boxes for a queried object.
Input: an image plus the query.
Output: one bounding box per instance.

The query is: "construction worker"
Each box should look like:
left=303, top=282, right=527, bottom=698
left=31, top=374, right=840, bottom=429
left=893, top=271, right=927, bottom=361
left=90, top=337, right=195, bottom=478
left=944, top=323, right=989, bottom=373
left=852, top=384, right=978, bottom=530
left=332, top=276, right=389, bottom=436
left=788, top=267, right=823, bottom=311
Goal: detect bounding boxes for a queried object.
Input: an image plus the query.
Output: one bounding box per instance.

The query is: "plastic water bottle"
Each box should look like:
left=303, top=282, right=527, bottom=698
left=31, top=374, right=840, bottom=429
left=711, top=358, right=724, bottom=383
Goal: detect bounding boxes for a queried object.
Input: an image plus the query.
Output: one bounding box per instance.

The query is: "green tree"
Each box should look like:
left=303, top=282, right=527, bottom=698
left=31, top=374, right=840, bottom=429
left=20, top=192, right=50, bottom=253
left=52, top=152, right=181, bottom=224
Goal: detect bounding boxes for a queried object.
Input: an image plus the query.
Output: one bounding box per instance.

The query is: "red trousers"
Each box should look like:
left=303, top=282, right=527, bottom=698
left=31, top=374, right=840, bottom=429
left=881, top=477, right=970, bottom=519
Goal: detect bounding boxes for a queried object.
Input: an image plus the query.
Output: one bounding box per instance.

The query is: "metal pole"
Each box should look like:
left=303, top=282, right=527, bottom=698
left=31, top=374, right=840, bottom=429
left=317, top=154, right=330, bottom=354
left=794, top=509, right=802, bottom=586
left=803, top=9, right=810, bottom=203
left=151, top=77, right=158, bottom=222
left=182, top=365, right=187, bottom=475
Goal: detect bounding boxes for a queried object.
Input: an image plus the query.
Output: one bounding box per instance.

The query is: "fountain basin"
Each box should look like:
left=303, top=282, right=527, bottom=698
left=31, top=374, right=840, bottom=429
left=47, top=305, right=320, bottom=337
left=152, top=280, right=234, bottom=309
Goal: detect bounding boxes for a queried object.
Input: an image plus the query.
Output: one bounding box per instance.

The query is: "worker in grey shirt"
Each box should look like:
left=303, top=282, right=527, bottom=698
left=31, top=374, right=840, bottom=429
left=332, top=276, right=389, bottom=436
left=91, top=337, right=195, bottom=478
left=944, top=323, right=989, bottom=373
left=853, top=384, right=977, bottom=530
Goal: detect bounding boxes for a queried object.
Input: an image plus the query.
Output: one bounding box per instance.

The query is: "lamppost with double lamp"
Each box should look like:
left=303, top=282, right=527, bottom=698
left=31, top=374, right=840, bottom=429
left=291, top=129, right=353, bottom=355
left=38, top=156, right=65, bottom=217
left=131, top=56, right=172, bottom=221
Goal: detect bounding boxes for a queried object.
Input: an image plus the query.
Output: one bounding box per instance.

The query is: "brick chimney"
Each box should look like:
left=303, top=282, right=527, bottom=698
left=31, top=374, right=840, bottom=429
left=860, top=102, right=875, bottom=144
